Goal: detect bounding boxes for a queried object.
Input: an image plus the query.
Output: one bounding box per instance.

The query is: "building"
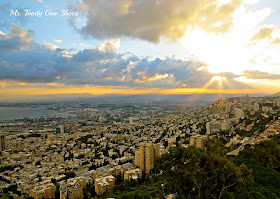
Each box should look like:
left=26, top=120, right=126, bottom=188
left=0, top=132, right=6, bottom=152
left=246, top=97, right=252, bottom=105
left=139, top=144, right=152, bottom=174
left=124, top=168, right=142, bottom=180
left=253, top=102, right=259, bottom=112
left=95, top=175, right=115, bottom=195
left=275, top=98, right=280, bottom=107
left=225, top=103, right=231, bottom=113
left=120, top=163, right=136, bottom=177
left=31, top=183, right=56, bottom=199
left=134, top=151, right=140, bottom=167
left=152, top=143, right=160, bottom=158
left=56, top=125, right=64, bottom=134
left=128, top=117, right=134, bottom=124
left=135, top=143, right=160, bottom=174
left=60, top=178, right=84, bottom=199
left=262, top=106, right=273, bottom=113
left=189, top=135, right=207, bottom=149
left=234, top=108, right=245, bottom=119
left=167, top=137, right=176, bottom=146
left=206, top=121, right=230, bottom=135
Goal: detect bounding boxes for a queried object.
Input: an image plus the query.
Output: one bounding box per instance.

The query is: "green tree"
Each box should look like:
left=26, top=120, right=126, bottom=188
left=241, top=139, right=280, bottom=170
left=155, top=145, right=253, bottom=199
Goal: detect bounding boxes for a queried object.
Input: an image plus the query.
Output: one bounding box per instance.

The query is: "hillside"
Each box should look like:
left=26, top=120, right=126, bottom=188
left=94, top=136, right=280, bottom=199
left=271, top=92, right=280, bottom=97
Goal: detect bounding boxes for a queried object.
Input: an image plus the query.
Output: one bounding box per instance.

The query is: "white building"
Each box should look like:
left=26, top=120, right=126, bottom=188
left=206, top=121, right=230, bottom=135
left=253, top=102, right=259, bottom=112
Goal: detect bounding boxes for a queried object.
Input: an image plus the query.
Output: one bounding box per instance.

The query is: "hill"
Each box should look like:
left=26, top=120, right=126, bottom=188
left=270, top=91, right=280, bottom=97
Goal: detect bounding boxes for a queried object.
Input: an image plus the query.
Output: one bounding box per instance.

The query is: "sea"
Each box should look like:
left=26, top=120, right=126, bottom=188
left=0, top=107, right=62, bottom=121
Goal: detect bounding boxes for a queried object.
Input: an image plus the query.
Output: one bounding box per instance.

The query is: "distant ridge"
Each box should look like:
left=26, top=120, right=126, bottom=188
left=269, top=92, right=280, bottom=97
left=0, top=93, right=260, bottom=105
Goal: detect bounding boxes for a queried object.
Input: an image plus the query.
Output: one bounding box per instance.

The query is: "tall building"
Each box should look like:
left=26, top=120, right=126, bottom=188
left=225, top=103, right=231, bottom=113
left=0, top=132, right=6, bottom=152
left=134, top=151, right=140, bottom=167
left=152, top=144, right=160, bottom=159
left=275, top=98, right=280, bottom=107
left=253, top=102, right=259, bottom=112
left=206, top=121, right=230, bottom=135
left=135, top=143, right=159, bottom=174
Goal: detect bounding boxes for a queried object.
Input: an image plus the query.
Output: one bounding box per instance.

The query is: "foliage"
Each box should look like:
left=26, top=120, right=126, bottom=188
left=239, top=138, right=280, bottom=170
left=0, top=193, right=12, bottom=199
left=51, top=178, right=57, bottom=185
left=0, top=165, right=17, bottom=172
left=92, top=136, right=280, bottom=199
left=155, top=144, right=253, bottom=199
left=60, top=171, right=76, bottom=181
left=27, top=133, right=41, bottom=138
left=17, top=135, right=25, bottom=139
left=235, top=129, right=254, bottom=137
left=78, top=134, right=93, bottom=143
left=93, top=178, right=169, bottom=199
left=77, top=154, right=85, bottom=159
left=230, top=136, right=280, bottom=198
left=230, top=159, right=280, bottom=198
left=55, top=185, right=60, bottom=199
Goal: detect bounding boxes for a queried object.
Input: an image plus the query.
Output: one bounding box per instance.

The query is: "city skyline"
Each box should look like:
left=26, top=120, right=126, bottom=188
left=1, top=0, right=280, bottom=99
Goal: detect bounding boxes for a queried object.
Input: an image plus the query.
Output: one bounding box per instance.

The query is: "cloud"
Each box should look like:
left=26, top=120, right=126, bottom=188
left=273, top=38, right=280, bottom=44
left=42, top=41, right=59, bottom=50
left=54, top=40, right=63, bottom=43
left=242, top=70, right=280, bottom=80
left=0, top=23, right=33, bottom=55
left=250, top=24, right=280, bottom=45
left=97, top=38, right=120, bottom=52
left=0, top=24, right=252, bottom=90
left=70, top=0, right=244, bottom=43
left=8, top=23, right=33, bottom=43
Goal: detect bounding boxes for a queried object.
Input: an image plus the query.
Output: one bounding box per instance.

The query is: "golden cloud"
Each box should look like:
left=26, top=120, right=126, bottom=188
left=72, top=0, right=245, bottom=43
left=250, top=24, right=280, bottom=45
left=8, top=23, right=32, bottom=43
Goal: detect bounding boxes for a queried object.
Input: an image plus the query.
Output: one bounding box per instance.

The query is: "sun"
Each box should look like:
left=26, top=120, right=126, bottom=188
left=211, top=76, right=227, bottom=82
left=180, top=28, right=251, bottom=75
left=179, top=3, right=272, bottom=75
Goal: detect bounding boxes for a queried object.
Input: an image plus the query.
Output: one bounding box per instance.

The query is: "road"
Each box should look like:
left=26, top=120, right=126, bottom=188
left=227, top=130, right=259, bottom=156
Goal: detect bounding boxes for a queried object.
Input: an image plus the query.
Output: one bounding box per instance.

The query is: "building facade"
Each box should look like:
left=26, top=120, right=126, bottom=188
left=135, top=143, right=159, bottom=174
left=0, top=132, right=6, bottom=152
left=94, top=175, right=115, bottom=195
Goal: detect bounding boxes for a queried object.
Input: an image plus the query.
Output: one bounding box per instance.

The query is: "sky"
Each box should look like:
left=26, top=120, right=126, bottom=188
left=0, top=0, right=280, bottom=98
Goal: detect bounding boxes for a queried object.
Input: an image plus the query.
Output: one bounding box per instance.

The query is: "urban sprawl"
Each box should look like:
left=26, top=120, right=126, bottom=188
left=1, top=95, right=280, bottom=199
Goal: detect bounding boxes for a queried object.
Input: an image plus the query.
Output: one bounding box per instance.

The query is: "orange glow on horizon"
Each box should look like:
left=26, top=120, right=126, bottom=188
left=0, top=85, right=265, bottom=98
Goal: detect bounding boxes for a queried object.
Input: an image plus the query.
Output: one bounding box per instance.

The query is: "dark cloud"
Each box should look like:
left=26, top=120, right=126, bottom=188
left=0, top=23, right=33, bottom=54
left=0, top=24, right=251, bottom=90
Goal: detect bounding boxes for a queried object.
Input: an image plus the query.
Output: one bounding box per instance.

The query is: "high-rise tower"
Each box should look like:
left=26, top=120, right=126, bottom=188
left=0, top=132, right=6, bottom=152
left=135, top=143, right=159, bottom=174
